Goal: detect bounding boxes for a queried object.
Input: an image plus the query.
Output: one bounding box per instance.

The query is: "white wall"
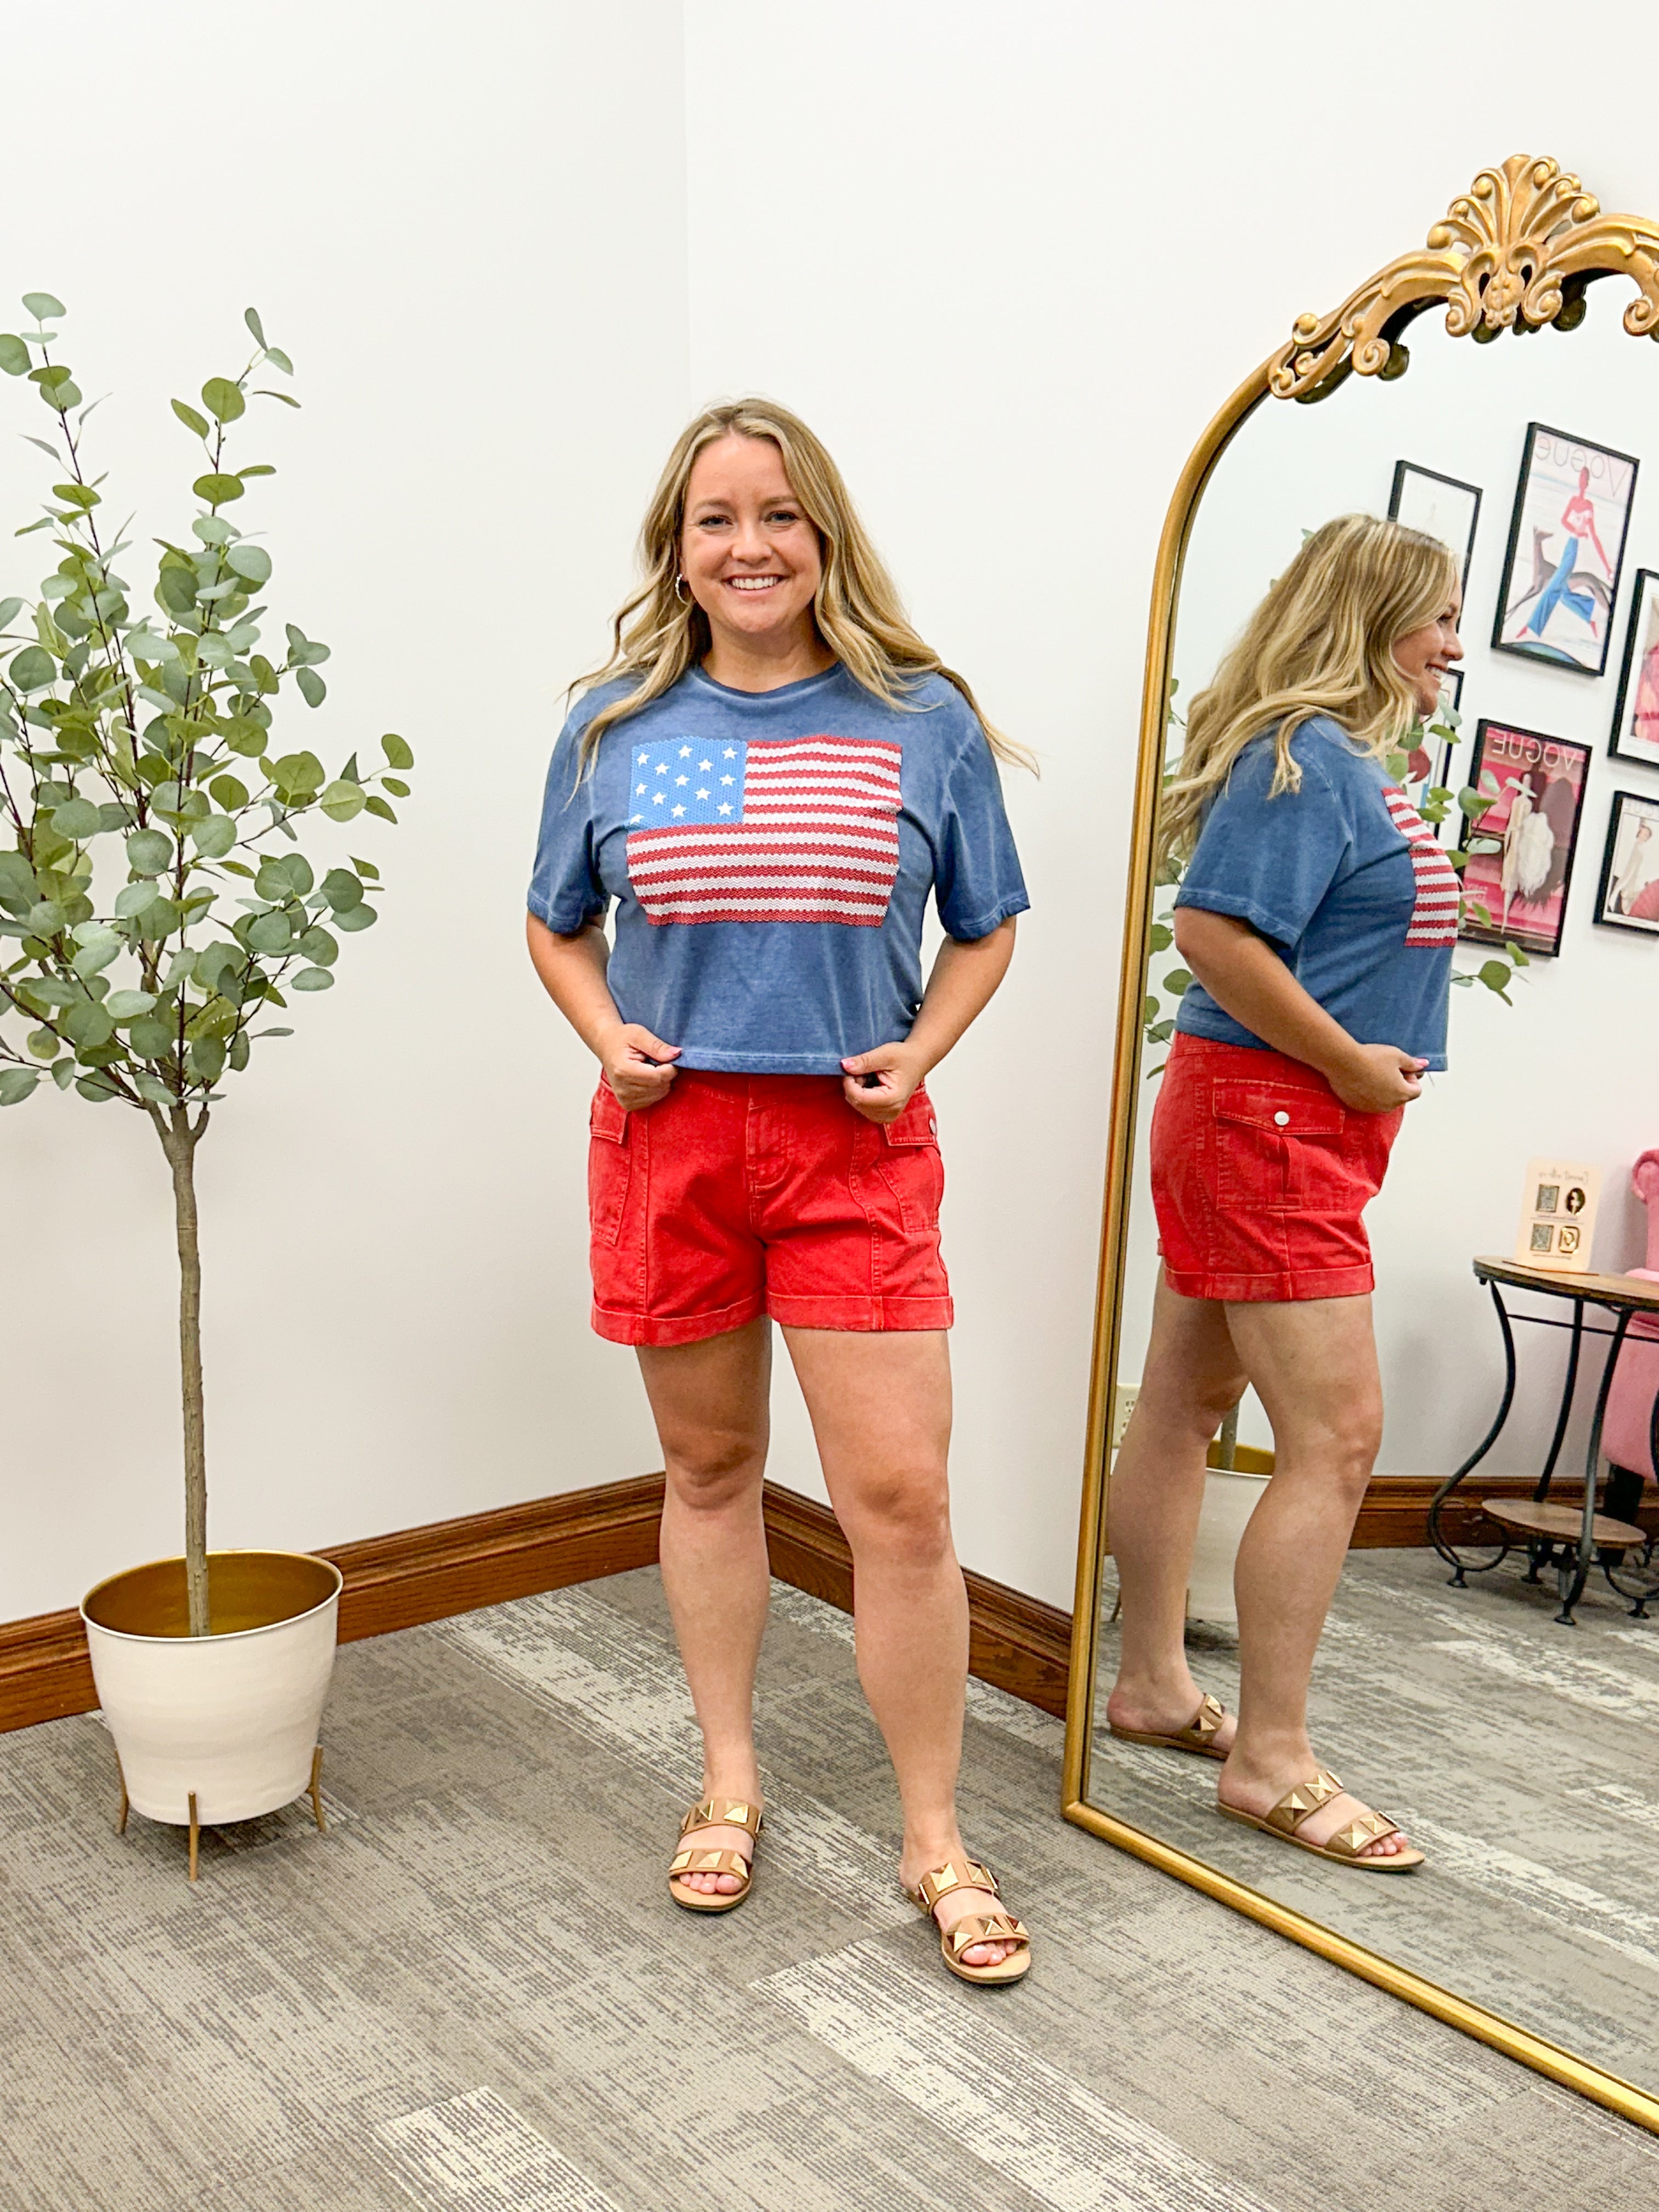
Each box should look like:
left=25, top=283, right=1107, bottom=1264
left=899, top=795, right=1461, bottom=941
left=0, top=1, right=690, bottom=1618
left=9, top=2, right=1659, bottom=1622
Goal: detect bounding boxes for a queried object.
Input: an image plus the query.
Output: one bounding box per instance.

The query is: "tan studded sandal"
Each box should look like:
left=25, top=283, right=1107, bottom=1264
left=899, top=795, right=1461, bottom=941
left=904, top=1857, right=1031, bottom=1985
left=1218, top=1768, right=1425, bottom=1873
left=668, top=1796, right=763, bottom=1914
left=1109, top=1690, right=1230, bottom=1761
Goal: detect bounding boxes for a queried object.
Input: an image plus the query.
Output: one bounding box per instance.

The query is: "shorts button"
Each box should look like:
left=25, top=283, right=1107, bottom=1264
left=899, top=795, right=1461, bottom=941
left=1273, top=1110, right=1290, bottom=1126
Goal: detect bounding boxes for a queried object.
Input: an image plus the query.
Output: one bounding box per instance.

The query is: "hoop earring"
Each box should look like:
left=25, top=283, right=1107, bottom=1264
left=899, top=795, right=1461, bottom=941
left=673, top=574, right=690, bottom=605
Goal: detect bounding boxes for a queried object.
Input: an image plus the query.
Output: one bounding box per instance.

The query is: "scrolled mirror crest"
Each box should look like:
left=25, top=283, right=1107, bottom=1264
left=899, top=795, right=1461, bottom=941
left=1271, top=154, right=1659, bottom=404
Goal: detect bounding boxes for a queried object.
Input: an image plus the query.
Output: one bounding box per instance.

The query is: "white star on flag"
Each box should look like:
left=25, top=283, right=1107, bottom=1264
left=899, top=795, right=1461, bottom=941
left=723, top=747, right=736, bottom=758
left=656, top=764, right=668, bottom=776
left=696, top=787, right=709, bottom=799
left=699, top=757, right=712, bottom=770
left=675, top=774, right=688, bottom=786
left=717, top=802, right=733, bottom=814
left=679, top=744, right=692, bottom=758
left=653, top=792, right=665, bottom=805
left=636, top=782, right=646, bottom=795
left=672, top=803, right=685, bottom=816
left=637, top=752, right=649, bottom=765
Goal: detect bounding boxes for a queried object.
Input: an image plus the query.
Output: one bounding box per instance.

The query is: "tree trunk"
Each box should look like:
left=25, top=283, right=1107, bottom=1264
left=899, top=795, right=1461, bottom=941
left=158, top=1106, right=211, bottom=1636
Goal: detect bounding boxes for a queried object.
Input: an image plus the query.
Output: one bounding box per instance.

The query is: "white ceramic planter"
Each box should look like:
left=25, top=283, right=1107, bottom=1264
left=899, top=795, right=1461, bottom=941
left=1186, top=1467, right=1272, bottom=1629
left=81, top=1550, right=342, bottom=1826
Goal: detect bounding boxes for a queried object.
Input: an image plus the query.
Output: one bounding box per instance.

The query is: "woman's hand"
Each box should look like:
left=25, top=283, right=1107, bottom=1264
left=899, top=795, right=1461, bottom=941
left=1325, top=1043, right=1427, bottom=1114
left=597, top=1020, right=680, bottom=1111
left=840, top=1041, right=926, bottom=1124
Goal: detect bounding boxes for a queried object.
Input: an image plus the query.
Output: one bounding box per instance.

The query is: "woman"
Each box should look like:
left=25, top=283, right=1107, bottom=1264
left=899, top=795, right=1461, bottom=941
left=526, top=400, right=1033, bottom=1983
left=1105, top=515, right=1463, bottom=1873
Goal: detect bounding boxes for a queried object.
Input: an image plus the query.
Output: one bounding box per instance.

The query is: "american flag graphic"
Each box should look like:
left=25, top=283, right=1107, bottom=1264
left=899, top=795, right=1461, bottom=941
left=624, top=733, right=903, bottom=926
left=1383, top=787, right=1460, bottom=946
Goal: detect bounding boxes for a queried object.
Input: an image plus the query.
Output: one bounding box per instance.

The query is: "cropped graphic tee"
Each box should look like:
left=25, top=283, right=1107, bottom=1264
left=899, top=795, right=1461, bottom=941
left=1173, top=715, right=1457, bottom=1070
left=527, top=664, right=1029, bottom=1074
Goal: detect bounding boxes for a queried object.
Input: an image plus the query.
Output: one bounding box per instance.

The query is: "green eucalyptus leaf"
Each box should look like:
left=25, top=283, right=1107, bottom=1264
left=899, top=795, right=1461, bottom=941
left=209, top=774, right=250, bottom=810
left=75, top=1074, right=122, bottom=1101
left=193, top=473, right=244, bottom=505
left=191, top=813, right=236, bottom=859
left=296, top=666, right=326, bottom=709
left=0, top=1067, right=40, bottom=1105
left=155, top=567, right=196, bottom=617
left=334, top=901, right=377, bottom=933
left=104, top=990, right=156, bottom=1020
left=224, top=541, right=271, bottom=585
left=244, top=306, right=267, bottom=349
left=114, top=881, right=160, bottom=919
left=290, top=966, right=334, bottom=992
left=320, top=866, right=364, bottom=912
left=171, top=398, right=210, bottom=438
left=0, top=595, right=23, bottom=628
left=247, top=911, right=292, bottom=954
left=188, top=1035, right=225, bottom=1082
left=50, top=797, right=101, bottom=839
left=381, top=776, right=410, bottom=799
left=26, top=1028, right=59, bottom=1059
left=71, top=935, right=121, bottom=981
left=201, top=376, right=246, bottom=424
left=363, top=795, right=397, bottom=824
left=26, top=900, right=66, bottom=936
left=21, top=292, right=65, bottom=321
left=0, top=335, right=30, bottom=377
left=228, top=1030, right=250, bottom=1071
left=319, top=778, right=365, bottom=822
left=381, top=732, right=413, bottom=770
left=127, top=1015, right=176, bottom=1057
left=269, top=750, right=324, bottom=799
left=126, top=828, right=173, bottom=874
left=59, top=999, right=114, bottom=1049
left=9, top=644, right=55, bottom=691
left=223, top=719, right=268, bottom=757
left=297, top=924, right=338, bottom=966
left=49, top=1057, right=75, bottom=1089
left=278, top=853, right=314, bottom=896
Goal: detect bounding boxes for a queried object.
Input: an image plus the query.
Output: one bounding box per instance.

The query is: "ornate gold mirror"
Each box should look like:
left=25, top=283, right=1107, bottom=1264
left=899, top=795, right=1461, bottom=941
left=1064, top=158, right=1659, bottom=2134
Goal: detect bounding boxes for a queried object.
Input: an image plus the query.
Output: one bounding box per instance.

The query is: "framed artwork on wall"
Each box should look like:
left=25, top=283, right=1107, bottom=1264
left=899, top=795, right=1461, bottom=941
left=1492, top=422, right=1638, bottom=675
left=1594, top=789, right=1659, bottom=934
left=1458, top=719, right=1591, bottom=958
left=1610, top=567, right=1659, bottom=767
left=1389, top=461, right=1481, bottom=599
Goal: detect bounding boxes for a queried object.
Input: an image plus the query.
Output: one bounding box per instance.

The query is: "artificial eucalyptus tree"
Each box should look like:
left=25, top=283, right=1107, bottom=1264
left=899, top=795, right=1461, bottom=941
left=0, top=297, right=411, bottom=1634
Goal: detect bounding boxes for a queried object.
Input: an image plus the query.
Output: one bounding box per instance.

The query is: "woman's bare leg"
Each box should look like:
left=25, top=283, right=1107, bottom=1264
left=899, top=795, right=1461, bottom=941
left=1218, top=1293, right=1410, bottom=1857
left=1105, top=1272, right=1246, bottom=1748
left=638, top=1318, right=772, bottom=1896
left=782, top=1325, right=1016, bottom=1968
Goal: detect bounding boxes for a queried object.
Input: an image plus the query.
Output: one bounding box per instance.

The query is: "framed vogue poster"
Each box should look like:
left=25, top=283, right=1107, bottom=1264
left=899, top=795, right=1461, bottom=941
left=1595, top=789, right=1659, bottom=935
left=1458, top=719, right=1591, bottom=957
left=1492, top=423, right=1638, bottom=675
left=1610, top=568, right=1659, bottom=767
left=1389, top=461, right=1481, bottom=599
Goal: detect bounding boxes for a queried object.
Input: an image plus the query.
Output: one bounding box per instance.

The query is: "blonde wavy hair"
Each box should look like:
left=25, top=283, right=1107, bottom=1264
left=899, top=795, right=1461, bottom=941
left=573, top=398, right=1034, bottom=773
left=1156, top=514, right=1459, bottom=871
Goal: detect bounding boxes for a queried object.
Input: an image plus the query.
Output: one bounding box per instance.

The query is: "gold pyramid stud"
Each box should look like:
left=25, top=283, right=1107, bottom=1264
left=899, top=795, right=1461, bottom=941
left=933, top=1867, right=958, bottom=1891
left=1285, top=1792, right=1308, bottom=1813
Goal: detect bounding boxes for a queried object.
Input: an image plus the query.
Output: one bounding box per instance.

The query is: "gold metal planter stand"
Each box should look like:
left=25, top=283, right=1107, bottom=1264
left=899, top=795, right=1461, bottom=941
left=114, top=1745, right=329, bottom=1883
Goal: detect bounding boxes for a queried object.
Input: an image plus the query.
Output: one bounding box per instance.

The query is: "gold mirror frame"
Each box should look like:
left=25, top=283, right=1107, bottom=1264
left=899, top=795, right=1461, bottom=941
left=1062, top=155, right=1659, bottom=2136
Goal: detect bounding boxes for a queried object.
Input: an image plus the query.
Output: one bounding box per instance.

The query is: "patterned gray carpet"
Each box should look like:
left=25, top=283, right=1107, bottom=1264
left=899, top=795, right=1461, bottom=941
left=2, top=1566, right=1656, bottom=2210
left=1090, top=1545, right=1659, bottom=2093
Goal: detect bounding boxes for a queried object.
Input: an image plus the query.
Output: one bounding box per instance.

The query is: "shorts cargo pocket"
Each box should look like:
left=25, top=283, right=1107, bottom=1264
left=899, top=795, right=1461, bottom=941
left=588, top=1081, right=633, bottom=1247
left=1212, top=1081, right=1348, bottom=1212
left=876, top=1089, right=945, bottom=1234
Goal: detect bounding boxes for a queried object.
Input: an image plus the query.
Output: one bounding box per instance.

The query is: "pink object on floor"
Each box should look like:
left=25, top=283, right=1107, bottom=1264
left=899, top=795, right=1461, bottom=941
left=1601, top=1149, right=1659, bottom=1476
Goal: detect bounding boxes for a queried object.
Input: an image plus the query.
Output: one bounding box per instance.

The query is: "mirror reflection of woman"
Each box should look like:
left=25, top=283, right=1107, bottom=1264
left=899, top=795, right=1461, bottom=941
left=1105, top=515, right=1463, bottom=1872
left=525, top=402, right=1034, bottom=1982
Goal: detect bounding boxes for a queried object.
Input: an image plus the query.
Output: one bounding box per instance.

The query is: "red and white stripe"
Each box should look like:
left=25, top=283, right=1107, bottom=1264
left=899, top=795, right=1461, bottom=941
left=627, top=737, right=902, bottom=926
left=1384, top=787, right=1460, bottom=946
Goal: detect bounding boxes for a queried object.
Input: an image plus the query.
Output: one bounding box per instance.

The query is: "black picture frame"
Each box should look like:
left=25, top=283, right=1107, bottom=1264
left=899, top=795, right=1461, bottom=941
left=1458, top=719, right=1591, bottom=959
left=1389, top=461, right=1482, bottom=601
left=1491, top=422, right=1638, bottom=676
left=1594, top=788, right=1659, bottom=935
left=1609, top=566, right=1659, bottom=768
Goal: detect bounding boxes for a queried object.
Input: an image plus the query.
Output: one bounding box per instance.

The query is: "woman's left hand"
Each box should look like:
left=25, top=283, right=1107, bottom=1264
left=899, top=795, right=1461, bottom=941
left=840, top=1042, right=927, bottom=1124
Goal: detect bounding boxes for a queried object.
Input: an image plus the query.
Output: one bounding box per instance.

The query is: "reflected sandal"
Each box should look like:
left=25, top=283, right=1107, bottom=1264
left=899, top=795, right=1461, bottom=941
left=1218, top=1768, right=1425, bottom=1873
left=668, top=1796, right=763, bottom=1914
left=904, top=1856, right=1031, bottom=1985
left=1110, top=1691, right=1230, bottom=1761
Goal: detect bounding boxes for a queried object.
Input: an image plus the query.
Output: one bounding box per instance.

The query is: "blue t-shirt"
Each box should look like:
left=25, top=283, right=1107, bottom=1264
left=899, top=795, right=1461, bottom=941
left=1173, top=715, right=1457, bottom=1069
left=528, top=663, right=1029, bottom=1074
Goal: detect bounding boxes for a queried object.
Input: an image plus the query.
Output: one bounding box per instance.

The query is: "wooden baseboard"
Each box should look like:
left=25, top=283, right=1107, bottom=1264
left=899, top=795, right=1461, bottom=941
left=4, top=1468, right=1647, bottom=1737
left=762, top=1482, right=1073, bottom=1718
left=0, top=1474, right=667, bottom=1739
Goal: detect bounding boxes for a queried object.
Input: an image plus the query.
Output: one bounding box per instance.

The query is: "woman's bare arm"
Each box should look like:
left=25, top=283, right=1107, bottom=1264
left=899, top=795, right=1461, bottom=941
left=525, top=912, right=680, bottom=1109
left=1172, top=908, right=1424, bottom=1113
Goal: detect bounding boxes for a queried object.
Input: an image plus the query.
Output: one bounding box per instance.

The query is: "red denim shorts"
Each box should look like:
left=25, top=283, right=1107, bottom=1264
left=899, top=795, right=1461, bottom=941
left=587, top=1072, right=953, bottom=1346
left=1149, top=1034, right=1402, bottom=1302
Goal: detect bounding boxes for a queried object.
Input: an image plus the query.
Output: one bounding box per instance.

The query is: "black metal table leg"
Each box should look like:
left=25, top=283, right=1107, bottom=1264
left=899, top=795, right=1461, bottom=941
left=1558, top=1306, right=1634, bottom=1626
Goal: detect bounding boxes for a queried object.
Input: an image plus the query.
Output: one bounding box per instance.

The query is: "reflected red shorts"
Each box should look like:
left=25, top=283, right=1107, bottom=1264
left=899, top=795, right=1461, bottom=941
left=1149, top=1034, right=1402, bottom=1303
left=587, top=1073, right=952, bottom=1346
